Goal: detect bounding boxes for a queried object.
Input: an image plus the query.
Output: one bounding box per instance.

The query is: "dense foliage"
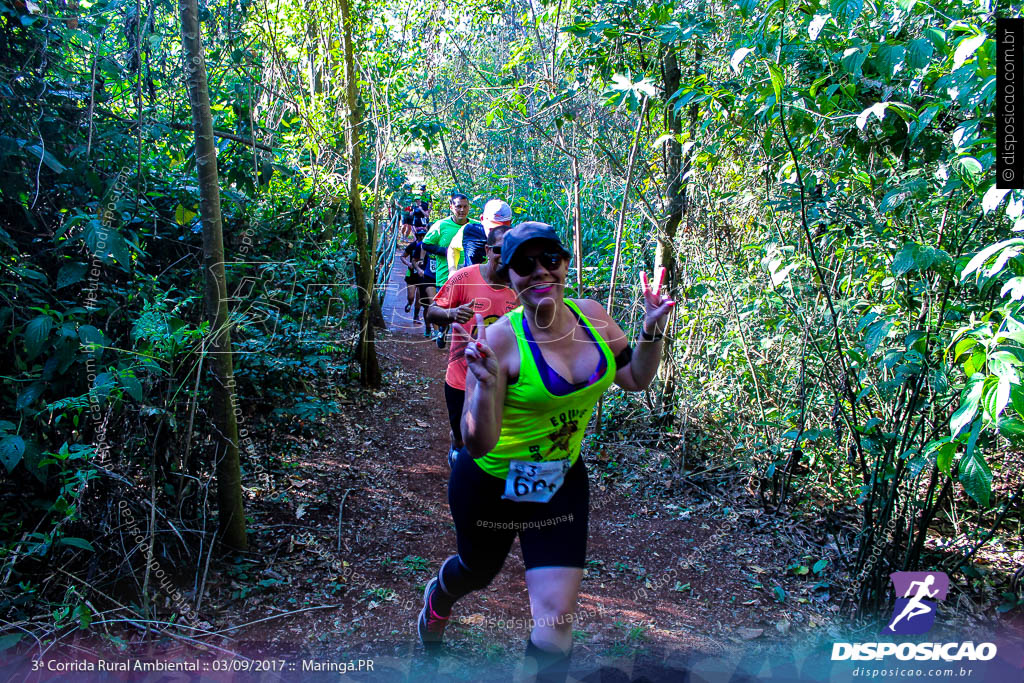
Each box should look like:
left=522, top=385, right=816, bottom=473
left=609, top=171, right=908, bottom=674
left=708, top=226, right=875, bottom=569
left=400, top=0, right=1018, bottom=616
left=0, top=0, right=403, bottom=639
left=0, top=0, right=1018, bottom=648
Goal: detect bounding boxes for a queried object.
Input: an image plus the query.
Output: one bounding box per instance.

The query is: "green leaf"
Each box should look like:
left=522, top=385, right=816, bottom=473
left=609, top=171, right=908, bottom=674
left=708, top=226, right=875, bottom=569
left=857, top=102, right=889, bottom=130
left=936, top=441, right=956, bottom=475
left=0, top=435, right=25, bottom=473
left=808, top=14, right=830, bottom=41
left=981, top=375, right=1002, bottom=420
left=16, top=383, right=43, bottom=412
left=59, top=537, right=95, bottom=552
left=174, top=204, right=198, bottom=226
left=995, top=376, right=1011, bottom=419
left=730, top=47, right=754, bottom=72
left=956, top=156, right=983, bottom=181
left=908, top=104, right=941, bottom=146
left=1012, top=383, right=1024, bottom=418
left=950, top=375, right=984, bottom=437
left=767, top=63, right=784, bottom=102
left=959, top=420, right=992, bottom=507
left=56, top=262, right=89, bottom=289
left=892, top=244, right=917, bottom=275
left=997, top=417, right=1024, bottom=441
left=772, top=585, right=786, bottom=603
left=74, top=603, right=92, bottom=628
left=906, top=38, right=935, bottom=70
left=78, top=324, right=105, bottom=351
left=875, top=44, right=905, bottom=80
left=120, top=373, right=143, bottom=402
left=21, top=439, right=46, bottom=483
left=863, top=318, right=892, bottom=356
left=962, top=239, right=1024, bottom=281
left=24, top=315, right=53, bottom=359
left=953, top=33, right=987, bottom=70
left=829, top=0, right=863, bottom=26
left=83, top=220, right=131, bottom=269
left=812, top=559, right=828, bottom=574
left=964, top=350, right=986, bottom=377
left=737, top=0, right=758, bottom=19
left=93, top=372, right=116, bottom=402
left=989, top=351, right=1021, bottom=383
left=841, top=47, right=867, bottom=75
left=924, top=27, right=947, bottom=52
left=24, top=143, right=67, bottom=173
left=983, top=185, right=1012, bottom=214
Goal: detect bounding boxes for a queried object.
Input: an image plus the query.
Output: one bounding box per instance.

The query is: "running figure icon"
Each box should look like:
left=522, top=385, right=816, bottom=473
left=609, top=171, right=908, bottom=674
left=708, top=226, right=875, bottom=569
left=887, top=575, right=938, bottom=631
left=883, top=571, right=949, bottom=635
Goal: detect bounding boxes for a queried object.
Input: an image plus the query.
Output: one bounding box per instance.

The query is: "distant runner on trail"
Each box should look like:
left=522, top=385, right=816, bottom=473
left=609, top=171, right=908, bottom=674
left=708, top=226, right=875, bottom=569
left=417, top=222, right=675, bottom=683
left=426, top=225, right=518, bottom=470
left=447, top=198, right=513, bottom=273
left=401, top=207, right=415, bottom=239
left=422, top=193, right=471, bottom=348
left=410, top=207, right=429, bottom=234
left=400, top=226, right=430, bottom=325
left=402, top=226, right=436, bottom=337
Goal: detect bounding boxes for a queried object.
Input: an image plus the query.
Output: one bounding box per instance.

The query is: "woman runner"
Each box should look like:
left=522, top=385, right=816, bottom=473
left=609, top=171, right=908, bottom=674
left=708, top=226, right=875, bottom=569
left=416, top=222, right=675, bottom=682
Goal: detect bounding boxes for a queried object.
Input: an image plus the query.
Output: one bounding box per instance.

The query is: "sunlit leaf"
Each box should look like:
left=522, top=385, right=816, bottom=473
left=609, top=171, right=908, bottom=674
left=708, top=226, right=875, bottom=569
left=950, top=375, right=984, bottom=438
left=808, top=14, right=830, bottom=41
left=953, top=33, right=987, bottom=70
left=767, top=63, right=784, bottom=101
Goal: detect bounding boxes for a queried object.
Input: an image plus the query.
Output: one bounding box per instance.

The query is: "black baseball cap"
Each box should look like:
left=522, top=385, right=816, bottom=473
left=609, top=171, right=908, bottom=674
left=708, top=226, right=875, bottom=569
left=499, top=222, right=570, bottom=271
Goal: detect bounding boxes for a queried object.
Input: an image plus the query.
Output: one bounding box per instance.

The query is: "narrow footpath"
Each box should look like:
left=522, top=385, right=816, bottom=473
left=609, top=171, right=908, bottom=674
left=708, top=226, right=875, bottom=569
left=211, top=253, right=835, bottom=681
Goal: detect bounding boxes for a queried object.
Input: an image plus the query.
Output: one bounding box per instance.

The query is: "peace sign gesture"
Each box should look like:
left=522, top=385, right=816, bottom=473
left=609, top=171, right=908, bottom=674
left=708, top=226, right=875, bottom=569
left=456, top=314, right=499, bottom=387
left=640, top=267, right=675, bottom=337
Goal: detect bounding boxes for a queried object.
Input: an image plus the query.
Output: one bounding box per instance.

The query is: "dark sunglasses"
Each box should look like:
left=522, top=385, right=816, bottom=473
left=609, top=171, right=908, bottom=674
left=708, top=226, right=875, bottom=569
left=508, top=251, right=566, bottom=277
left=487, top=244, right=501, bottom=254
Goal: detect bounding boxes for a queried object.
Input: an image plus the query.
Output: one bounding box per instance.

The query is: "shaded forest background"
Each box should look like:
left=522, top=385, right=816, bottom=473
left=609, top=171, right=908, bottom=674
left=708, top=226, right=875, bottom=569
left=0, top=0, right=1021, bottom=652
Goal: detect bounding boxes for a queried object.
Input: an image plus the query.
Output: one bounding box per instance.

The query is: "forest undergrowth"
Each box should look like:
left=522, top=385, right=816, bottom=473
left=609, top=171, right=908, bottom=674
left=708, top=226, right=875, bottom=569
left=2, top=0, right=1024, bottom=669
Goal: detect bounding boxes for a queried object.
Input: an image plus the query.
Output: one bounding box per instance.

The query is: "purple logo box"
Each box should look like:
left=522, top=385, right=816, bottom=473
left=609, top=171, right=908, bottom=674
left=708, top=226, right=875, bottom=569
left=882, top=572, right=949, bottom=635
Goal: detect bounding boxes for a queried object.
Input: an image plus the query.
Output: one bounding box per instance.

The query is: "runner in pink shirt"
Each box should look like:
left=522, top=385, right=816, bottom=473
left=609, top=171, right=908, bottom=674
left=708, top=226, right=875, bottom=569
left=427, top=226, right=518, bottom=468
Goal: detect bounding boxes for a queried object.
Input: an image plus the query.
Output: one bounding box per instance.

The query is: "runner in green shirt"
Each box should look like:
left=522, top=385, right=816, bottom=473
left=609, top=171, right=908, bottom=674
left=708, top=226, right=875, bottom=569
left=422, top=193, right=471, bottom=347
left=422, top=193, right=470, bottom=287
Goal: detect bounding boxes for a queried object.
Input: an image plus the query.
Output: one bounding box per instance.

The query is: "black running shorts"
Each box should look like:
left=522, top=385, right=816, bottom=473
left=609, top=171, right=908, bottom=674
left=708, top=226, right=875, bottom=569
left=448, top=453, right=589, bottom=570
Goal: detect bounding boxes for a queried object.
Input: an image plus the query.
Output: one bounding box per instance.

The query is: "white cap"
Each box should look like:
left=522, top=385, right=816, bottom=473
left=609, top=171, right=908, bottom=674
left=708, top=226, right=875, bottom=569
left=482, top=199, right=512, bottom=224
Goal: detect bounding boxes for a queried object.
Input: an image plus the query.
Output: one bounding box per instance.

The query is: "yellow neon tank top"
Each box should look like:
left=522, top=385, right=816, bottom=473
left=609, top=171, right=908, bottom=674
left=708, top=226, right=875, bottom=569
left=475, top=299, right=616, bottom=480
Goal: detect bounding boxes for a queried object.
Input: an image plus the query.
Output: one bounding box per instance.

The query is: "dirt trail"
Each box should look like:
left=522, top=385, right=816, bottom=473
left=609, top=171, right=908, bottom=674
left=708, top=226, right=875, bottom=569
left=216, top=254, right=826, bottom=681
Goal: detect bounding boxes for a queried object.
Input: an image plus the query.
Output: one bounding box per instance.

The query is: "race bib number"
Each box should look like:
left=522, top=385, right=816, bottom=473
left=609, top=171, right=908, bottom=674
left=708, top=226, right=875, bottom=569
left=502, top=459, right=569, bottom=503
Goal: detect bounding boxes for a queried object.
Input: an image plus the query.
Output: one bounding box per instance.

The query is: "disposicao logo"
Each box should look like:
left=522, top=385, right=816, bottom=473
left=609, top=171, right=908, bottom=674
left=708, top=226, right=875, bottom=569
left=831, top=571, right=998, bottom=662
left=883, top=571, right=948, bottom=635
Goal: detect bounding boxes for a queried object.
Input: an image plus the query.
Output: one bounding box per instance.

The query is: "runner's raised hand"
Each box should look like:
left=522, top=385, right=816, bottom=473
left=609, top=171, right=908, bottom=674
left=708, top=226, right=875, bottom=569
left=640, top=267, right=675, bottom=336
left=451, top=300, right=476, bottom=324
left=456, top=313, right=498, bottom=387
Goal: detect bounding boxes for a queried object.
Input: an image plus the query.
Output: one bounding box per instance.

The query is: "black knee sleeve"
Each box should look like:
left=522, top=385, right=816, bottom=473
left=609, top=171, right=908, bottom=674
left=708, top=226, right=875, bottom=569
left=439, top=554, right=501, bottom=598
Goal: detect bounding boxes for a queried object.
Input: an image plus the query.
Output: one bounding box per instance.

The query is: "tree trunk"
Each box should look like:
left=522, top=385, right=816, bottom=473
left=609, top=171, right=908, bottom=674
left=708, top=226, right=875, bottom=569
left=597, top=96, right=648, bottom=435
left=657, top=45, right=685, bottom=415
left=179, top=0, right=247, bottom=550
left=605, top=96, right=649, bottom=314
left=340, top=0, right=381, bottom=387
left=571, top=155, right=583, bottom=296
